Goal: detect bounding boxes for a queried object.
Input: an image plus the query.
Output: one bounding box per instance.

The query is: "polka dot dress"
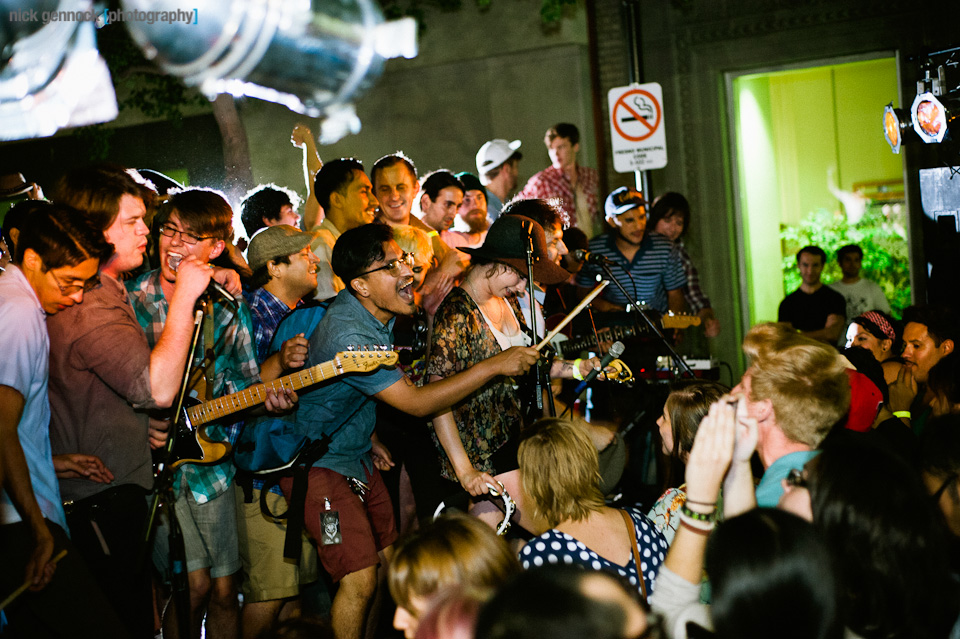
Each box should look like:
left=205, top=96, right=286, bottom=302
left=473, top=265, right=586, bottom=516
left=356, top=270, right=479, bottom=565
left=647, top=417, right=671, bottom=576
left=519, top=506, right=668, bottom=598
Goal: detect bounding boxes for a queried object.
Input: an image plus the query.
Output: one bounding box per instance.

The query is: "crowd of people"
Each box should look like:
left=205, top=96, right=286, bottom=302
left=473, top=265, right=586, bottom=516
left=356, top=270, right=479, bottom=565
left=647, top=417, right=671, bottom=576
left=1, top=119, right=959, bottom=639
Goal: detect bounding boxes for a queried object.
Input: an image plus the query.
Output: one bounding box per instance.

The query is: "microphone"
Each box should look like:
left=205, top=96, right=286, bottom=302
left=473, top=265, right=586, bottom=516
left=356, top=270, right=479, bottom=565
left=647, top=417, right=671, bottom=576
left=168, top=254, right=238, bottom=306
left=572, top=248, right=613, bottom=264
left=574, top=341, right=625, bottom=395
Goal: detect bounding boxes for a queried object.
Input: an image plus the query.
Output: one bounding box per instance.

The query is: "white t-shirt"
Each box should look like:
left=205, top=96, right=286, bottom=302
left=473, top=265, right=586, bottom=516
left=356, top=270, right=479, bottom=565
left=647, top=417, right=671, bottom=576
left=0, top=266, right=68, bottom=530
left=829, top=277, right=892, bottom=347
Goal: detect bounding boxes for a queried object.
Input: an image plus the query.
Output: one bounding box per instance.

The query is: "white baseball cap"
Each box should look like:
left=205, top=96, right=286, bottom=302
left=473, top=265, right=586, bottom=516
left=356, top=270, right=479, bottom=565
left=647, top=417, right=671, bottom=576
left=476, top=139, right=522, bottom=175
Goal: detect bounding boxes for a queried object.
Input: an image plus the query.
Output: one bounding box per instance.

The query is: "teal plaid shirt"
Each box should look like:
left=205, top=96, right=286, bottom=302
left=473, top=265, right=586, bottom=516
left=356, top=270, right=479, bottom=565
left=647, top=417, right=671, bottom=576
left=126, top=270, right=260, bottom=503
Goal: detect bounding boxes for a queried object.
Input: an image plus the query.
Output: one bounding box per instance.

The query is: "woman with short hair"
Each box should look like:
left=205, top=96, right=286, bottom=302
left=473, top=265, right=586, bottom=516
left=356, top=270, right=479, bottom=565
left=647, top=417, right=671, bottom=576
left=388, top=513, right=519, bottom=639
left=517, top=418, right=667, bottom=599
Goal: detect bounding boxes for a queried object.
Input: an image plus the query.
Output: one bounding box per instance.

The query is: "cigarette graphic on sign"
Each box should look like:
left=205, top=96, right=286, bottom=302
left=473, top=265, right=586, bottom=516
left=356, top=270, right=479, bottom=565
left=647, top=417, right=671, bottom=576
left=608, top=83, right=668, bottom=172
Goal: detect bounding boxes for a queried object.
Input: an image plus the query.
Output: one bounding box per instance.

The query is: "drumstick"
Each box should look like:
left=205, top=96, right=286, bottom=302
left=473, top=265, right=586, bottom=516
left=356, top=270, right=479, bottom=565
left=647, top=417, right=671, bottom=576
left=536, top=281, right=609, bottom=351
left=0, top=549, right=68, bottom=611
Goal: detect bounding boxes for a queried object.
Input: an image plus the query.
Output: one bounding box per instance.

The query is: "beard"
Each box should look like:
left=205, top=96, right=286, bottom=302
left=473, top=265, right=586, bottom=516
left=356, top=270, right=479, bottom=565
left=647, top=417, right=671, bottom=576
left=463, top=209, right=489, bottom=234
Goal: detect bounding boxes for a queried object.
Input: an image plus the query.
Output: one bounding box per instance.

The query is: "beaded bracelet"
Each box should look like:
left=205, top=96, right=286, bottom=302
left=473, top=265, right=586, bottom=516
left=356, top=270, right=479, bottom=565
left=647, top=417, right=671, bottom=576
left=572, top=359, right=584, bottom=381
left=680, top=503, right=715, bottom=522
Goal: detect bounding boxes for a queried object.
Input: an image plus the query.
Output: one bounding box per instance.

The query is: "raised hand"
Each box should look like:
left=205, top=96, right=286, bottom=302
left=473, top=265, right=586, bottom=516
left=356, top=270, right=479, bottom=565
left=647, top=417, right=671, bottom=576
left=685, top=399, right=737, bottom=504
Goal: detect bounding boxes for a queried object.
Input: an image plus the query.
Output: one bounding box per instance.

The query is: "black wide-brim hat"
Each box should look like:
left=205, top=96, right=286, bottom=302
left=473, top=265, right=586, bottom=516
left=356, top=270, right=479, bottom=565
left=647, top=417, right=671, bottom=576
left=461, top=215, right=570, bottom=286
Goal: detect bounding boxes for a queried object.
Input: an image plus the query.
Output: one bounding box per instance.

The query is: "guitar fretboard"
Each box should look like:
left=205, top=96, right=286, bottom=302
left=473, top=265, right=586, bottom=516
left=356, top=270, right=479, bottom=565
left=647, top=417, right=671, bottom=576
left=187, top=359, right=344, bottom=426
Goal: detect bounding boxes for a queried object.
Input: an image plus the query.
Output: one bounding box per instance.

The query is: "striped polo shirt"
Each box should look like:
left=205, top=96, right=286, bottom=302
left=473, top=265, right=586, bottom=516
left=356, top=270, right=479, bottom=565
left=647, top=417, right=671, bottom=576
left=575, top=231, right=686, bottom=312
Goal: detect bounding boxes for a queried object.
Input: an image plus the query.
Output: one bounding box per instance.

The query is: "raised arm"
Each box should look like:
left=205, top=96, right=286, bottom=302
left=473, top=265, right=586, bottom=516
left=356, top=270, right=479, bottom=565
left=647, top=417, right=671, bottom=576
left=661, top=399, right=737, bottom=584
left=292, top=123, right=323, bottom=230
left=147, top=256, right=214, bottom=407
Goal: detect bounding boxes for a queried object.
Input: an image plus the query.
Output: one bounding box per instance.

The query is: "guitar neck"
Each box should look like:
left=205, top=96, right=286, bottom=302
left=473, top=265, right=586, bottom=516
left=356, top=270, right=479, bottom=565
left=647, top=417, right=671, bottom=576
left=186, top=359, right=343, bottom=426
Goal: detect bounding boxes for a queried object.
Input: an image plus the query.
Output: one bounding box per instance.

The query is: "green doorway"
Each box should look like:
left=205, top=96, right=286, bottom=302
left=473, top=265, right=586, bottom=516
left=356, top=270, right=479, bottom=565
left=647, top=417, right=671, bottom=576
left=729, top=56, right=909, bottom=337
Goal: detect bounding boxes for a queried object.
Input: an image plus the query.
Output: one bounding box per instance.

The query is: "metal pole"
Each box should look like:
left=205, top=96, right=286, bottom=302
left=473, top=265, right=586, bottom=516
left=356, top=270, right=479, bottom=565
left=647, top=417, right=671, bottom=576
left=622, top=0, right=650, bottom=198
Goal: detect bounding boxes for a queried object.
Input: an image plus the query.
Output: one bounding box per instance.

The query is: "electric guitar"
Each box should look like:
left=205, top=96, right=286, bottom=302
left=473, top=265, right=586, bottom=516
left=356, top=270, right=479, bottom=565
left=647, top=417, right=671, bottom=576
left=556, top=313, right=702, bottom=358
left=167, top=348, right=399, bottom=469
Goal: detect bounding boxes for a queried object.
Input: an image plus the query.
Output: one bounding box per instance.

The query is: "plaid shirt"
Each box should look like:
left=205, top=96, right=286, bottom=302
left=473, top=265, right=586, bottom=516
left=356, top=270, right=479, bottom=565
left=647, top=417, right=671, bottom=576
left=245, top=287, right=299, bottom=364
left=675, top=241, right=712, bottom=312
left=518, top=164, right=600, bottom=229
left=244, top=287, right=300, bottom=494
left=126, top=271, right=260, bottom=504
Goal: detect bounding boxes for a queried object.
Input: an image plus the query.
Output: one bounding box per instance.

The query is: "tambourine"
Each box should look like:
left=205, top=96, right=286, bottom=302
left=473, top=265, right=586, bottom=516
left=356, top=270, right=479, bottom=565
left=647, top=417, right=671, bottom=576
left=433, top=480, right=516, bottom=536
left=605, top=358, right=633, bottom=384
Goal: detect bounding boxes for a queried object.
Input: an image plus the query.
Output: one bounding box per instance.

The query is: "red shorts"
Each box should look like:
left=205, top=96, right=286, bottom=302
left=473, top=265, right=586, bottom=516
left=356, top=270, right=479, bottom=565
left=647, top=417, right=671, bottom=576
left=281, top=466, right=397, bottom=582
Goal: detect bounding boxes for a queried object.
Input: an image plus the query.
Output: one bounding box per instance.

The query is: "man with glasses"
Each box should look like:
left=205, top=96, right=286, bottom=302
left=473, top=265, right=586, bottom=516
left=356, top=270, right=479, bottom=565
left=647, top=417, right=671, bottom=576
left=285, top=223, right=539, bottom=639
left=0, top=202, right=129, bottom=636
left=49, top=165, right=218, bottom=637
left=125, top=187, right=295, bottom=639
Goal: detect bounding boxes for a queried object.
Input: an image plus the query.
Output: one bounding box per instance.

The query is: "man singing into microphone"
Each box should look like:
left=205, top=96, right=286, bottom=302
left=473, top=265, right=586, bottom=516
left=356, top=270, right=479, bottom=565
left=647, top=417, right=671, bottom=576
left=575, top=187, right=686, bottom=315
left=126, top=188, right=296, bottom=638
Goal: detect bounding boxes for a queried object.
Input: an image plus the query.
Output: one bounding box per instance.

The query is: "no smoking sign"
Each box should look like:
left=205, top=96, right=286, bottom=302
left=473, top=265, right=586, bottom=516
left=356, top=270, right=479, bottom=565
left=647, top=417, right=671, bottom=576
left=608, top=83, right=667, bottom=172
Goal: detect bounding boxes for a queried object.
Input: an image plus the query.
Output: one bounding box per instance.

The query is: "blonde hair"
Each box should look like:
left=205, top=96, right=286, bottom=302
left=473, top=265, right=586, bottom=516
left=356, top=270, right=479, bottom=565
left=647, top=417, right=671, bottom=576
left=518, top=418, right=606, bottom=528
left=388, top=513, right=518, bottom=615
left=392, top=224, right=434, bottom=265
left=743, top=323, right=850, bottom=447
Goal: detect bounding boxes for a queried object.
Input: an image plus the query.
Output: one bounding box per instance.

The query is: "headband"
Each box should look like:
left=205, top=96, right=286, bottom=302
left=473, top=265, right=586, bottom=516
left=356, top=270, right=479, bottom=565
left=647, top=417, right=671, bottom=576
left=857, top=311, right=896, bottom=342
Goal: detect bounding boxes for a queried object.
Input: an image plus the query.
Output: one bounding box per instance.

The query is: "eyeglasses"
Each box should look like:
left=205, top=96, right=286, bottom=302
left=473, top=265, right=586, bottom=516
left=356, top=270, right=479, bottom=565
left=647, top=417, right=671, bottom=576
left=785, top=468, right=808, bottom=489
left=357, top=251, right=415, bottom=278
left=931, top=473, right=958, bottom=503
left=159, top=223, right=215, bottom=245
left=50, top=269, right=100, bottom=295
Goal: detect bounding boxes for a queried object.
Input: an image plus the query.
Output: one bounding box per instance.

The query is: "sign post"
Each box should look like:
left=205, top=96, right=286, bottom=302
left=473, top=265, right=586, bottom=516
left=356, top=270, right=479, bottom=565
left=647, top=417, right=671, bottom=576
left=608, top=82, right=667, bottom=174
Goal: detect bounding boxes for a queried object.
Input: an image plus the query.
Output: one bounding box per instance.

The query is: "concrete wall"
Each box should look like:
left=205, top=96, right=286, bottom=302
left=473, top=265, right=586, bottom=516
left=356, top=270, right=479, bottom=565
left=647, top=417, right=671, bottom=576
left=242, top=0, right=598, bottom=200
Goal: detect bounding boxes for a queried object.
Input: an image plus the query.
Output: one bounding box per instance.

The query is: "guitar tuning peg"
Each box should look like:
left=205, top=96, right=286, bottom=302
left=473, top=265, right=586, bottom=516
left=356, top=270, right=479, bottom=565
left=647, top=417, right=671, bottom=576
left=347, top=345, right=355, bottom=351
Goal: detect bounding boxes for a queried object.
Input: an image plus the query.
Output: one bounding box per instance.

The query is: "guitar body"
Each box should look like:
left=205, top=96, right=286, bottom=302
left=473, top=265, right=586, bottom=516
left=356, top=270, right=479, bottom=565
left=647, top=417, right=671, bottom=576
left=168, top=396, right=233, bottom=469
left=162, top=348, right=399, bottom=471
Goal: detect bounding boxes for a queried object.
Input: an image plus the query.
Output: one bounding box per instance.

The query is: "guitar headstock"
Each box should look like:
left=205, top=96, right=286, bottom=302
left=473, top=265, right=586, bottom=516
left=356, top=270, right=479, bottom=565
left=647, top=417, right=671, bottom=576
left=661, top=313, right=702, bottom=329
left=337, top=346, right=399, bottom=373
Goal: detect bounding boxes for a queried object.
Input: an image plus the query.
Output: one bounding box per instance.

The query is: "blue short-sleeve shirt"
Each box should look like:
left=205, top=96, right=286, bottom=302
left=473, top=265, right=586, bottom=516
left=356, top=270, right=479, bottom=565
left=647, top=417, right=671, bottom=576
left=575, top=232, right=686, bottom=313
left=296, top=290, right=404, bottom=478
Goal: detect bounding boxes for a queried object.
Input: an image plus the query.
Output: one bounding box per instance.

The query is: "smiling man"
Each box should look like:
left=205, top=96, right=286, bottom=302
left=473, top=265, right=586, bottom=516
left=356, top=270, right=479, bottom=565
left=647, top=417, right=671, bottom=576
left=309, top=158, right=378, bottom=301
left=237, top=224, right=321, bottom=637
left=778, top=245, right=846, bottom=345
left=575, top=186, right=685, bottom=314
left=416, top=170, right=464, bottom=245
left=286, top=223, right=539, bottom=639
left=49, top=165, right=217, bottom=637
left=888, top=305, right=958, bottom=430
left=519, top=123, right=600, bottom=234
left=0, top=203, right=126, bottom=637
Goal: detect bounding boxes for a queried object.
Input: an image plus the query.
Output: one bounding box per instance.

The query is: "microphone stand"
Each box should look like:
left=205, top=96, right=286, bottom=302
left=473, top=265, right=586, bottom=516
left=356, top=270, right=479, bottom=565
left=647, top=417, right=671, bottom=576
left=593, top=261, right=696, bottom=379
left=143, top=301, right=208, bottom=638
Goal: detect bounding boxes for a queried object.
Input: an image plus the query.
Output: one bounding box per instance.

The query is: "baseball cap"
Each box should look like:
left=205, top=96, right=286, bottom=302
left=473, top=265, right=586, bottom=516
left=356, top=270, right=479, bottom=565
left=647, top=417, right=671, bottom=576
left=247, top=224, right=315, bottom=272
left=604, top=186, right=646, bottom=218
left=476, top=139, right=522, bottom=175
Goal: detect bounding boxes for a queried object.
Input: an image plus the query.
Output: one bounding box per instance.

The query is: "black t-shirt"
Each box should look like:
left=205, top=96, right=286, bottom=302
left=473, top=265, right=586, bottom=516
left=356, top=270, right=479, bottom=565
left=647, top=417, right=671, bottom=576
left=778, top=286, right=846, bottom=332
